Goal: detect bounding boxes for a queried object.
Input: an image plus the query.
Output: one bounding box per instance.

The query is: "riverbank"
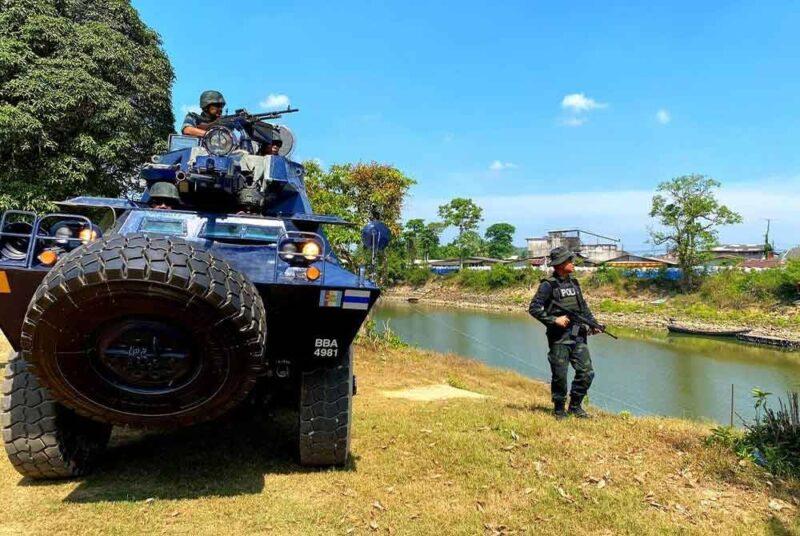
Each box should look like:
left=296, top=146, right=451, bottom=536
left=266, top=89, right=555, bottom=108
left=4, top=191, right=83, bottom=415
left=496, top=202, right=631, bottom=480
left=1, top=335, right=799, bottom=534
left=386, top=282, right=800, bottom=344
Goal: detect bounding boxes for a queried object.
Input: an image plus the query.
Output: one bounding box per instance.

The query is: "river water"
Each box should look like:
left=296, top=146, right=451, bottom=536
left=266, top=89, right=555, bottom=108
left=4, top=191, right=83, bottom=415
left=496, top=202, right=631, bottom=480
left=373, top=301, right=800, bottom=424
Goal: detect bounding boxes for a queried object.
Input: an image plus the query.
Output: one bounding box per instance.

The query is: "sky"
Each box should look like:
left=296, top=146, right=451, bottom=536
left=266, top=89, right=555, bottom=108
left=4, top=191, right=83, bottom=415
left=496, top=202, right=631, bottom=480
left=133, top=0, right=800, bottom=253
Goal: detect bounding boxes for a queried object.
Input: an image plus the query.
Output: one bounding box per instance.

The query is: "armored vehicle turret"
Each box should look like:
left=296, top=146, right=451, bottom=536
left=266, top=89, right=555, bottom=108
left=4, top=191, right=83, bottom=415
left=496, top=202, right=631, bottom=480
left=0, top=107, right=390, bottom=478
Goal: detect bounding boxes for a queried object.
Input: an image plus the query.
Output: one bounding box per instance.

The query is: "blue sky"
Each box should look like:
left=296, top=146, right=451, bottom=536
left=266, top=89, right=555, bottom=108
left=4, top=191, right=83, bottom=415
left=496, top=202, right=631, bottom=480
left=133, top=0, right=800, bottom=252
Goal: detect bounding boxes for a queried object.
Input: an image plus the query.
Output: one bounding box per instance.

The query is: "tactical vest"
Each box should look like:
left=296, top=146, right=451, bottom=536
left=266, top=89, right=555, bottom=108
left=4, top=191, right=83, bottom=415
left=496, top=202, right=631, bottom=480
left=543, top=275, right=583, bottom=314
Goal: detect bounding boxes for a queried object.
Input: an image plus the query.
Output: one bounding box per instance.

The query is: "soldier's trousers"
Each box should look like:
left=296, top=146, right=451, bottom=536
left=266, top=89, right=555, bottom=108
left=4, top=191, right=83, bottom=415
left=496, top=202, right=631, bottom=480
left=547, top=342, right=594, bottom=404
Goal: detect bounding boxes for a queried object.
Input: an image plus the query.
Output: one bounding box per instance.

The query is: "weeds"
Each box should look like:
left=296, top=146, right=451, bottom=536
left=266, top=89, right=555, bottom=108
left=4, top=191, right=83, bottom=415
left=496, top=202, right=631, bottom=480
left=708, top=390, right=800, bottom=478
left=358, top=319, right=407, bottom=349
left=446, top=374, right=468, bottom=390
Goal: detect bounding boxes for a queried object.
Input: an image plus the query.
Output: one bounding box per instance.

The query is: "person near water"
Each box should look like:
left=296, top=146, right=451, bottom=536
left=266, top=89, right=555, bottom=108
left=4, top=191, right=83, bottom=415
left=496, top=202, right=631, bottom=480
left=528, top=246, right=601, bottom=419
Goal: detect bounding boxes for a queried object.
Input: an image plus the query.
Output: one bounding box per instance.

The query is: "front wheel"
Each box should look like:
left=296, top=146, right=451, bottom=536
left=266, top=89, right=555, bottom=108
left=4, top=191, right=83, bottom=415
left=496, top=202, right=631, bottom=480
left=2, top=354, right=112, bottom=479
left=297, top=348, right=353, bottom=466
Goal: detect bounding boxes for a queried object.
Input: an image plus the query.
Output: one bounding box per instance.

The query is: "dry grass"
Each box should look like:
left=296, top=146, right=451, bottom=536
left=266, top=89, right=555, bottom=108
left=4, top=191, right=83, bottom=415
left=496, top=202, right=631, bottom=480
left=0, top=333, right=798, bottom=534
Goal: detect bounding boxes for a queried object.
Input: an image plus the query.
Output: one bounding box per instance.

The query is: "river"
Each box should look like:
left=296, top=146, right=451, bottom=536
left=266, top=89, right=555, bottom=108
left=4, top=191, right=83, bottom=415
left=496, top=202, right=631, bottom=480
left=373, top=301, right=800, bottom=424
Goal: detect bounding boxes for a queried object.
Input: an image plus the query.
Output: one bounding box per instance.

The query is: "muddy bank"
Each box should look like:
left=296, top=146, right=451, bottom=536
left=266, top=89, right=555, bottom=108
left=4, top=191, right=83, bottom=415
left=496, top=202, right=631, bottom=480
left=384, top=284, right=800, bottom=344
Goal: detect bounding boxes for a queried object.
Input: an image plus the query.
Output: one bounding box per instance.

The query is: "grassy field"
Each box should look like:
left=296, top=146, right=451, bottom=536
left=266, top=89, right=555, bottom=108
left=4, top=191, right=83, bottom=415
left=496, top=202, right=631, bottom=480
left=0, top=334, right=798, bottom=534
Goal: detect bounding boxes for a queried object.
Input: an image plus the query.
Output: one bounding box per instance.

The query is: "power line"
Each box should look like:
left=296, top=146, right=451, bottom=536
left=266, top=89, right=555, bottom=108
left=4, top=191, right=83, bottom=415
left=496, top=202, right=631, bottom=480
left=407, top=305, right=654, bottom=415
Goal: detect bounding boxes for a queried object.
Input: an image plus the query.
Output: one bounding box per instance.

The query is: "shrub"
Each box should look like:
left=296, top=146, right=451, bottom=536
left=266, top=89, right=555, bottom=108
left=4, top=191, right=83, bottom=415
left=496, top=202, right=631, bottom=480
left=402, top=266, right=432, bottom=287
left=454, top=265, right=543, bottom=290
left=708, top=390, right=800, bottom=478
left=587, top=266, right=624, bottom=289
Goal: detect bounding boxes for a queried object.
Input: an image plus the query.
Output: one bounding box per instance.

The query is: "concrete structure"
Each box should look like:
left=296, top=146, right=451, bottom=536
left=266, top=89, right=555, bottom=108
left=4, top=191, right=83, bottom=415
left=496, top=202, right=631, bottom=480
left=708, top=244, right=767, bottom=260
left=603, top=254, right=679, bottom=269
left=526, top=229, right=622, bottom=264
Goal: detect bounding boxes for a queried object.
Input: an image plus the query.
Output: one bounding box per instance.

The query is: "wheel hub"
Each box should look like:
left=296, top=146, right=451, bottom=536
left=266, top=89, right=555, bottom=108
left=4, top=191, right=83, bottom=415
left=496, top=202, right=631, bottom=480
left=95, top=320, right=196, bottom=392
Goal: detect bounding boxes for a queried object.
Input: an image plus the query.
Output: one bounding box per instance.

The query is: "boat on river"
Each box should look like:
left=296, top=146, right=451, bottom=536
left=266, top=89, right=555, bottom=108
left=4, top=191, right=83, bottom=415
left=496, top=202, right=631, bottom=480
left=667, top=324, right=751, bottom=337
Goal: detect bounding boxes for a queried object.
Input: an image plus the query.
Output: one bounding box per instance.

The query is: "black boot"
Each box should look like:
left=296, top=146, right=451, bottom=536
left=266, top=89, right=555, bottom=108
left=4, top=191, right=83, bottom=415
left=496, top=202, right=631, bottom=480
left=568, top=395, right=591, bottom=419
left=553, top=400, right=568, bottom=420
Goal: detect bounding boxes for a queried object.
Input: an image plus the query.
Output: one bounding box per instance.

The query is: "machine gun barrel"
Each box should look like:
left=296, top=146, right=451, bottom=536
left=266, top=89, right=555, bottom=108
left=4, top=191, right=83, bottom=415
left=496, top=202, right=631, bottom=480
left=247, top=107, right=299, bottom=121
left=549, top=300, right=618, bottom=340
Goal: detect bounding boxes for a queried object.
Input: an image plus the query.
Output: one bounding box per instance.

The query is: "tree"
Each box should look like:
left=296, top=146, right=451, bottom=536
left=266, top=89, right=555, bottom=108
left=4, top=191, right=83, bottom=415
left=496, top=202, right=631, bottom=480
left=403, top=219, right=443, bottom=264
left=438, top=197, right=483, bottom=269
left=458, top=230, right=487, bottom=257
left=649, top=174, right=742, bottom=290
left=304, top=160, right=415, bottom=274
left=0, top=0, right=175, bottom=211
left=485, top=222, right=516, bottom=259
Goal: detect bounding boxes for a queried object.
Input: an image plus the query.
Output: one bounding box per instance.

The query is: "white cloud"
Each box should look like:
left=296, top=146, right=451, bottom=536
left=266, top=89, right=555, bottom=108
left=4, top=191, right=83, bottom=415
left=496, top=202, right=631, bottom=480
left=489, top=160, right=518, bottom=171
left=561, top=116, right=587, bottom=127
left=260, top=93, right=291, bottom=109
left=561, top=93, right=607, bottom=112
left=656, top=109, right=671, bottom=124
left=180, top=104, right=201, bottom=115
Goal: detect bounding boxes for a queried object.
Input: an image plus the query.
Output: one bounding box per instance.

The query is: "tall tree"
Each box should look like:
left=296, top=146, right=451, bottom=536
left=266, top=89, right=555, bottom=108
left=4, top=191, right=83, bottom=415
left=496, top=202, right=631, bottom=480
left=402, top=219, right=443, bottom=263
left=0, top=0, right=175, bottom=211
left=304, top=160, right=415, bottom=272
left=485, top=222, right=516, bottom=259
left=649, top=174, right=742, bottom=290
left=438, top=197, right=483, bottom=269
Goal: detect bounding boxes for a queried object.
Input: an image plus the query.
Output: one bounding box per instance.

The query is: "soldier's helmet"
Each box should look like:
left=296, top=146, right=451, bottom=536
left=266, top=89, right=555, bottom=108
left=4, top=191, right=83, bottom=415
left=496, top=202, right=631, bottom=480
left=148, top=181, right=181, bottom=203
left=549, top=246, right=575, bottom=266
left=199, top=90, right=226, bottom=110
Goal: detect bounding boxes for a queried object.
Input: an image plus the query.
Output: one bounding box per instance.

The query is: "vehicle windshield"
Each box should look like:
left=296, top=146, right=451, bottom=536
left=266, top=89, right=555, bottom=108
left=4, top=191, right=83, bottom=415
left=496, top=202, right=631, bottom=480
left=199, top=220, right=284, bottom=243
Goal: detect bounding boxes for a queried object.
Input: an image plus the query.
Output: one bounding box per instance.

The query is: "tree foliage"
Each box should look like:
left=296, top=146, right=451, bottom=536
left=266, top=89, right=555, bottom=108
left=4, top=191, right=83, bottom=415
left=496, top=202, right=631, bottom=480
left=0, top=0, right=175, bottom=211
left=402, top=218, right=443, bottom=263
left=485, top=222, right=516, bottom=259
left=649, top=174, right=742, bottom=289
left=438, top=197, right=483, bottom=267
left=304, top=160, right=415, bottom=270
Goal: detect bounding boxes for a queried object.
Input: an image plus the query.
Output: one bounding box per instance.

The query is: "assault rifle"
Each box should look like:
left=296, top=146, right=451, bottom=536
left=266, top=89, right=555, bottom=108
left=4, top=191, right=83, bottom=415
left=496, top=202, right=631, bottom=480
left=548, top=300, right=618, bottom=340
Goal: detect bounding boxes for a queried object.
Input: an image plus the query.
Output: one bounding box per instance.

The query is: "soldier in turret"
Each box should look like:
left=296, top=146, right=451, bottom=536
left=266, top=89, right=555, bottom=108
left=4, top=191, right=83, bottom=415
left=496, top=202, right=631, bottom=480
left=528, top=247, right=600, bottom=420
left=182, top=90, right=226, bottom=137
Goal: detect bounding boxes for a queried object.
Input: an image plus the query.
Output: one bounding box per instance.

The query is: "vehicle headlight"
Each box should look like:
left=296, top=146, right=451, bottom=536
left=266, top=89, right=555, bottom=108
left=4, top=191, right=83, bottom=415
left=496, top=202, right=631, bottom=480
left=301, top=241, right=321, bottom=260
left=279, top=242, right=297, bottom=261
left=79, top=227, right=99, bottom=243
left=54, top=225, right=73, bottom=245
left=204, top=127, right=234, bottom=156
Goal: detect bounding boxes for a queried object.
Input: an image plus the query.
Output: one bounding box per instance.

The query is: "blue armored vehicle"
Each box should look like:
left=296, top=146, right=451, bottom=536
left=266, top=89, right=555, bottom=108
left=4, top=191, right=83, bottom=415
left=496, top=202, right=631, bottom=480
left=0, top=107, right=389, bottom=478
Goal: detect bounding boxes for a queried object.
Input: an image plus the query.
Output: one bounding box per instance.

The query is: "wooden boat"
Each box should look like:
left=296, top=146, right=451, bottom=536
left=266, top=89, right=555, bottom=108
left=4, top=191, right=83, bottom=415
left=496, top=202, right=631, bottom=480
left=667, top=325, right=751, bottom=337
left=736, top=333, right=800, bottom=350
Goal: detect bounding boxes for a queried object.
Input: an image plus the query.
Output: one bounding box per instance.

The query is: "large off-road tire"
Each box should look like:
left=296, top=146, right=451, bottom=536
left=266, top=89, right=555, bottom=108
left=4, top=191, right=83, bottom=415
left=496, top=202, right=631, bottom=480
left=20, top=233, right=266, bottom=427
left=298, top=347, right=353, bottom=466
left=2, top=354, right=112, bottom=479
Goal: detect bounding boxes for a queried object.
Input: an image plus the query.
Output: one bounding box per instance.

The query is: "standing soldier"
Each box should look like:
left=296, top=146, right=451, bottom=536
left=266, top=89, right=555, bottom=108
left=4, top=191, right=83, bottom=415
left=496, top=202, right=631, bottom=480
left=529, top=247, right=600, bottom=419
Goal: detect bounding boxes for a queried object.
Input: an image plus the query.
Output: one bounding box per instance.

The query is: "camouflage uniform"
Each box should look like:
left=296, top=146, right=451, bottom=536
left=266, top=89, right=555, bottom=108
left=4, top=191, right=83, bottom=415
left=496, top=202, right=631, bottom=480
left=182, top=90, right=226, bottom=134
left=528, top=248, right=597, bottom=415
left=181, top=110, right=216, bottom=133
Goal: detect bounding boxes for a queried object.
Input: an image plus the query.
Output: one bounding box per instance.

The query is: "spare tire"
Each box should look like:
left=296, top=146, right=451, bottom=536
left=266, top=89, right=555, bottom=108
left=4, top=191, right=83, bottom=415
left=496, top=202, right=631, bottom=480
left=19, top=233, right=266, bottom=427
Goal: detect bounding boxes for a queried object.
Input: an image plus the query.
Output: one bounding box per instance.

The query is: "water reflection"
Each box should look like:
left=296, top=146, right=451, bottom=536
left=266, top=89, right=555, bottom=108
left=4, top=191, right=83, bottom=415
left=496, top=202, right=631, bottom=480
left=373, top=302, right=800, bottom=424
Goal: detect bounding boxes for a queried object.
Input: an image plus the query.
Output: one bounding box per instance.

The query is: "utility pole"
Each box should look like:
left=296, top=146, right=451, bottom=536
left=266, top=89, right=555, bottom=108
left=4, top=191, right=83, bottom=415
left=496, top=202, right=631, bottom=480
left=763, top=218, right=774, bottom=259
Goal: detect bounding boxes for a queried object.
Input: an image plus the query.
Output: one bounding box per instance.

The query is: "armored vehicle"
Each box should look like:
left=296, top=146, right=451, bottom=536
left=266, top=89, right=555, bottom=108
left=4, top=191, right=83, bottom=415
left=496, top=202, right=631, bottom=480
left=0, top=107, right=390, bottom=478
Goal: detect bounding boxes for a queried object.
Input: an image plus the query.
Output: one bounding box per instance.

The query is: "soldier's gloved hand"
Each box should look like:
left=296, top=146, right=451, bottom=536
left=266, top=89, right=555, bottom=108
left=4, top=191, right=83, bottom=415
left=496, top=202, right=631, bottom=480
left=590, top=326, right=603, bottom=335
left=554, top=315, right=571, bottom=328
